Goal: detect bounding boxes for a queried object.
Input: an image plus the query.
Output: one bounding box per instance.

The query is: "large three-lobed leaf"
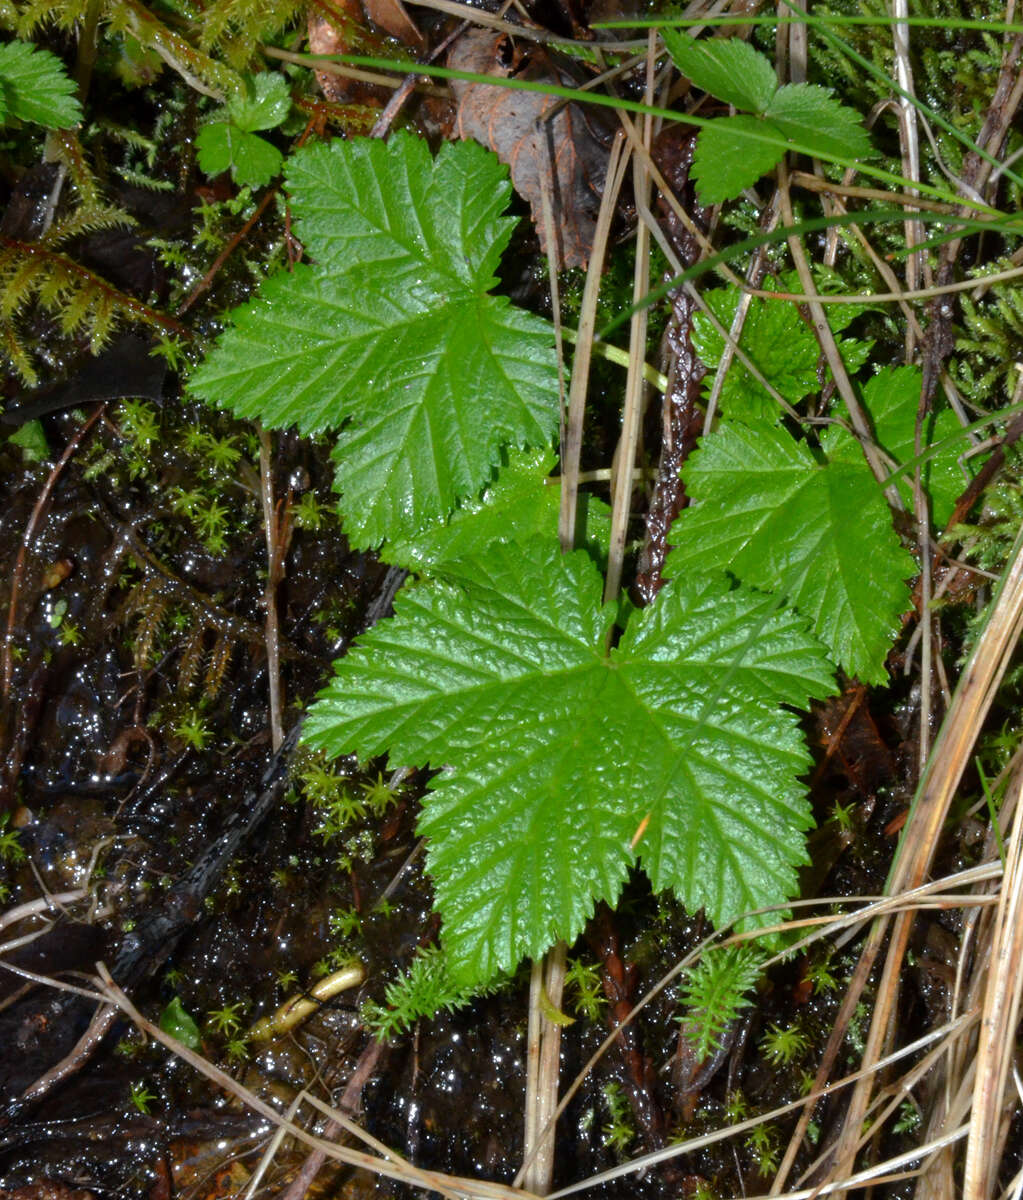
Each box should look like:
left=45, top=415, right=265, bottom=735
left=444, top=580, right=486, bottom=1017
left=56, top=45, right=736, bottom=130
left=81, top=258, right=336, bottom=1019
left=305, top=541, right=834, bottom=985
left=190, top=134, right=559, bottom=546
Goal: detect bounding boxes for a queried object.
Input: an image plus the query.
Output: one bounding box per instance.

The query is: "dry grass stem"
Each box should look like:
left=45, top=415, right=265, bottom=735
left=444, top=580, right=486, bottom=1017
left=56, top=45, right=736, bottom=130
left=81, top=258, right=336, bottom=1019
left=828, top=519, right=1023, bottom=1190
left=602, top=37, right=655, bottom=605
left=94, top=964, right=538, bottom=1200
left=964, top=758, right=1023, bottom=1199
left=558, top=131, right=628, bottom=550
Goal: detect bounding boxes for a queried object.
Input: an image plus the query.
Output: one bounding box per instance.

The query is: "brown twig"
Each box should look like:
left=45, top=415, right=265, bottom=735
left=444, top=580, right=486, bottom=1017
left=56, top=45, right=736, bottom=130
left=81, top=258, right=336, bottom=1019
left=369, top=21, right=468, bottom=139
left=176, top=187, right=279, bottom=316
left=15, top=1000, right=119, bottom=1110
left=274, top=1038, right=387, bottom=1200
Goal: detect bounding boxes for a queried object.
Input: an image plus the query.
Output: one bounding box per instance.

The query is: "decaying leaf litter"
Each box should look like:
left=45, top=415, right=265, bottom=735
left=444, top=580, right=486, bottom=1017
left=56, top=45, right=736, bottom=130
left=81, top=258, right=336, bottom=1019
left=2, top=1, right=1023, bottom=1199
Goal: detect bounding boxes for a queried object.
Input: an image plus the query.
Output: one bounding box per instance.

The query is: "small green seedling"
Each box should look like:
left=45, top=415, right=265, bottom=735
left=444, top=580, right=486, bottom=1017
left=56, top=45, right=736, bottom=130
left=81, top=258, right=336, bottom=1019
left=196, top=72, right=291, bottom=188
left=662, top=29, right=873, bottom=203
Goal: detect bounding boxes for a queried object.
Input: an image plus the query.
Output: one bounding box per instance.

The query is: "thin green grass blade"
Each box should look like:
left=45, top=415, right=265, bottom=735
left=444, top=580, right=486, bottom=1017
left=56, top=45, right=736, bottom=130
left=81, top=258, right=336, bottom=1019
left=594, top=10, right=1023, bottom=192
left=598, top=207, right=1023, bottom=339
left=294, top=51, right=1002, bottom=210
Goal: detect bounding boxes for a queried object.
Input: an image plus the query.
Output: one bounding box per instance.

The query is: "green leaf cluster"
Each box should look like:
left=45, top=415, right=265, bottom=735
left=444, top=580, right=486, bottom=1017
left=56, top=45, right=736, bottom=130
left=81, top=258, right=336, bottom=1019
left=691, top=274, right=874, bottom=424
left=193, top=133, right=933, bottom=994
left=666, top=418, right=915, bottom=685
left=196, top=72, right=291, bottom=188
left=662, top=29, right=874, bottom=203
left=675, top=283, right=974, bottom=683
left=306, top=542, right=834, bottom=984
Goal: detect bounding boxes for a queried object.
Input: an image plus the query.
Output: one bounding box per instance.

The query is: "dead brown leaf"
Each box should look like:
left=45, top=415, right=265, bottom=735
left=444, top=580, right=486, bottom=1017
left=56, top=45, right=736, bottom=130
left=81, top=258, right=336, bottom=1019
left=362, top=0, right=423, bottom=45
left=308, top=3, right=388, bottom=106
left=448, top=30, right=612, bottom=269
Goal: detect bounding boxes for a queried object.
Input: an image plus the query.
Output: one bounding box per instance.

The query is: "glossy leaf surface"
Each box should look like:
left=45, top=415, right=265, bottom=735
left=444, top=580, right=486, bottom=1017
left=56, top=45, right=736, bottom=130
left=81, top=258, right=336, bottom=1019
left=195, top=122, right=282, bottom=187
left=666, top=421, right=915, bottom=683
left=190, top=134, right=558, bottom=546
left=663, top=29, right=777, bottom=114
left=305, top=541, right=834, bottom=984
left=824, top=365, right=973, bottom=528
left=380, top=448, right=611, bottom=572
left=662, top=29, right=873, bottom=203
left=0, top=40, right=82, bottom=128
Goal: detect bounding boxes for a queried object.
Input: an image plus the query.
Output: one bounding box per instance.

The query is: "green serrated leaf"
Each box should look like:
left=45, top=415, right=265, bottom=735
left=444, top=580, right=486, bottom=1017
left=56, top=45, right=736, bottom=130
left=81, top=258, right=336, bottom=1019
left=835, top=338, right=875, bottom=373
left=191, top=134, right=558, bottom=547
left=765, top=83, right=874, bottom=162
left=0, top=40, right=82, bottom=128
left=824, top=365, right=974, bottom=527
left=666, top=422, right=915, bottom=684
left=692, top=289, right=820, bottom=423
left=662, top=29, right=777, bottom=114
left=227, top=71, right=291, bottom=132
left=691, top=115, right=787, bottom=204
left=195, top=121, right=282, bottom=187
left=380, top=447, right=610, bottom=572
left=285, top=136, right=517, bottom=290
left=305, top=540, right=833, bottom=985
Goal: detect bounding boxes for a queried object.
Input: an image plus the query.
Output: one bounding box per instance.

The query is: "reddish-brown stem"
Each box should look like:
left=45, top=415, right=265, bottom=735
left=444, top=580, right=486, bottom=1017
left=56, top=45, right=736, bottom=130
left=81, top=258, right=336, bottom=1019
left=176, top=187, right=279, bottom=315
left=1, top=237, right=189, bottom=336
left=1, top=404, right=105, bottom=702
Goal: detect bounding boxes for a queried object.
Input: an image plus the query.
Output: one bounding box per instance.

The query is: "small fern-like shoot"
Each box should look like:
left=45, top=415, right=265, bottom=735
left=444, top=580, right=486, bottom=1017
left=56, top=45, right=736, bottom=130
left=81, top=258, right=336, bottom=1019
left=362, top=946, right=504, bottom=1041
left=679, top=945, right=763, bottom=1061
left=0, top=233, right=184, bottom=381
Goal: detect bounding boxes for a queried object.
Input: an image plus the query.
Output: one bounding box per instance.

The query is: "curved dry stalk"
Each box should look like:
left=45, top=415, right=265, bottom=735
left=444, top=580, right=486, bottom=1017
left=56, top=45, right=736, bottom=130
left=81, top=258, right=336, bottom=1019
left=789, top=172, right=961, bottom=213
left=94, top=964, right=538, bottom=1200
left=891, top=0, right=927, bottom=319
left=514, top=870, right=998, bottom=1200
left=520, top=942, right=567, bottom=1194
left=603, top=38, right=655, bottom=606
left=263, top=45, right=450, bottom=95
left=825, top=521, right=1023, bottom=1192
left=558, top=131, right=629, bottom=551
left=776, top=163, right=896, bottom=496
left=544, top=1011, right=978, bottom=1200
left=271, top=1041, right=388, bottom=1200
left=257, top=425, right=284, bottom=752
left=613, top=111, right=797, bottom=431
left=963, top=760, right=1023, bottom=1200
left=538, top=152, right=567, bottom=454
left=701, top=192, right=780, bottom=433
left=0, top=888, right=90, bottom=935
left=795, top=1003, right=979, bottom=1188
left=786, top=184, right=977, bottom=436
left=942, top=33, right=1023, bottom=267
left=746, top=262, right=1023, bottom=305
left=386, top=0, right=632, bottom=47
